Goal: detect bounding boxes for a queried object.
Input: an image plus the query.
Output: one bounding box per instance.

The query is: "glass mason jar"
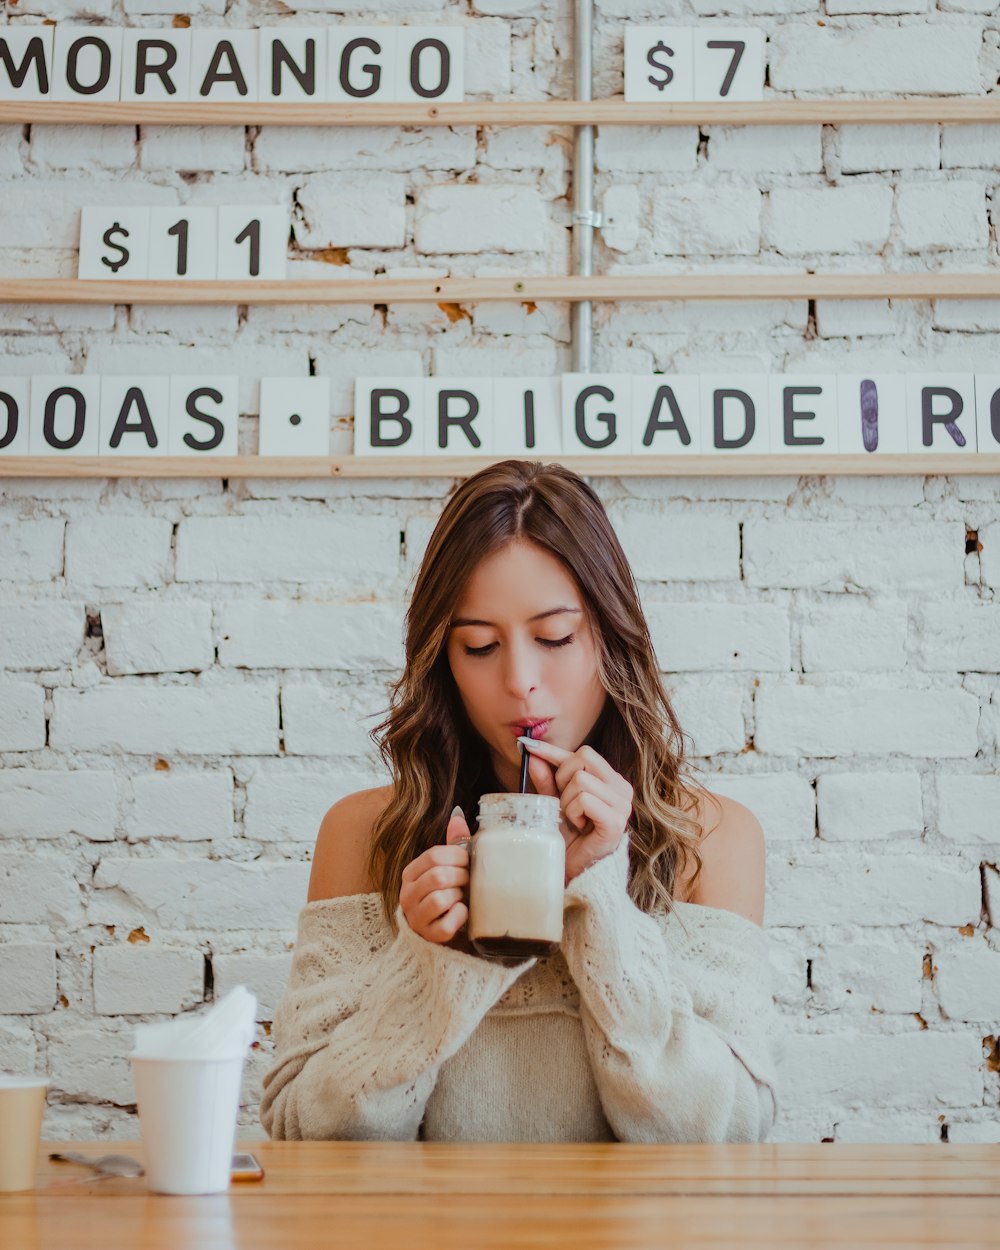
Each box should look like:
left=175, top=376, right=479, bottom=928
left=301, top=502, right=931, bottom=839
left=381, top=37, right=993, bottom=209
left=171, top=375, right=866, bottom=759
left=467, top=792, right=565, bottom=962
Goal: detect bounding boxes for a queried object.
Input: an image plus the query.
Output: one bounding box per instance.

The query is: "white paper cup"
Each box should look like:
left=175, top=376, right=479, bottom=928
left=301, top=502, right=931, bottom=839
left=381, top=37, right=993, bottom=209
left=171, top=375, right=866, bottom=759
left=130, top=1055, right=245, bottom=1194
left=0, top=1074, right=49, bottom=1193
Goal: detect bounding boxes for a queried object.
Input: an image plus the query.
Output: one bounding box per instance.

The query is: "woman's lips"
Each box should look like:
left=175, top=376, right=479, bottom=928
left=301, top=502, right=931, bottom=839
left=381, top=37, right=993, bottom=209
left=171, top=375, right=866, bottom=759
left=509, top=719, right=551, bottom=739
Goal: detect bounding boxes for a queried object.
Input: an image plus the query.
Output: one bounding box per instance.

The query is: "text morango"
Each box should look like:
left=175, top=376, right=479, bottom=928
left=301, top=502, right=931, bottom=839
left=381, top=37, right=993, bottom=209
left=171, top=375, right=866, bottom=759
left=0, top=26, right=465, bottom=103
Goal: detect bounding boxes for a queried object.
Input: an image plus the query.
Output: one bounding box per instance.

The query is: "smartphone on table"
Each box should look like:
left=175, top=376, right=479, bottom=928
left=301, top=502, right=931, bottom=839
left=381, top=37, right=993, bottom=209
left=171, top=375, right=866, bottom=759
left=231, top=1152, right=265, bottom=1181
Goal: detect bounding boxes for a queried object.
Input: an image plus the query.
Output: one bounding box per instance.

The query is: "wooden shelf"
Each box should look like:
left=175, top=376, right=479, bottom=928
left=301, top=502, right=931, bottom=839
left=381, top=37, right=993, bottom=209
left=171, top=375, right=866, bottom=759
left=6, top=92, right=999, bottom=480
left=4, top=272, right=1000, bottom=305
left=1, top=97, right=999, bottom=127
left=2, top=454, right=998, bottom=478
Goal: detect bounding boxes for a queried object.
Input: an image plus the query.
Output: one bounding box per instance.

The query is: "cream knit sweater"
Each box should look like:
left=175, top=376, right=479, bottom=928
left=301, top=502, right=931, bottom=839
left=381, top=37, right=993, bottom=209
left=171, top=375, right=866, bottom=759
left=260, top=832, right=783, bottom=1143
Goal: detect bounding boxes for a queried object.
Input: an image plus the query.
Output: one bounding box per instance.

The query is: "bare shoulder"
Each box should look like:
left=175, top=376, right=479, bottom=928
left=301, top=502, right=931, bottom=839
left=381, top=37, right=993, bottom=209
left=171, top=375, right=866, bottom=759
left=674, top=790, right=766, bottom=925
left=307, top=784, right=393, bottom=903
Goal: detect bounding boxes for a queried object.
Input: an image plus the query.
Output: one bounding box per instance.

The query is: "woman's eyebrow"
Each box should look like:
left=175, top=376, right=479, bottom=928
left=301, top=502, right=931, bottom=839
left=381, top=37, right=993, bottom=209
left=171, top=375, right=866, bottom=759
left=449, top=606, right=582, bottom=629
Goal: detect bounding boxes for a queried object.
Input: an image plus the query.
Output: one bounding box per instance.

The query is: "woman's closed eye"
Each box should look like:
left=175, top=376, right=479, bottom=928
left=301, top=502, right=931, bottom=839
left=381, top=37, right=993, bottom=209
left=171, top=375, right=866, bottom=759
left=463, top=634, right=575, bottom=658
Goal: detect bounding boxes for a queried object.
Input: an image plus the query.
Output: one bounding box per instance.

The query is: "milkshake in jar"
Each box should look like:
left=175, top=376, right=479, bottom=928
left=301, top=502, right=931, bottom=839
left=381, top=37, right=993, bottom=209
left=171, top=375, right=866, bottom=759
left=467, top=792, right=565, bottom=962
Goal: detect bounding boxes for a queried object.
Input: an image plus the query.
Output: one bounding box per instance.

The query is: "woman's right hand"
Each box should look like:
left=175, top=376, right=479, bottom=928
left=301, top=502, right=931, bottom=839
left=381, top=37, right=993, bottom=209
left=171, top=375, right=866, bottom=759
left=399, top=806, right=472, bottom=944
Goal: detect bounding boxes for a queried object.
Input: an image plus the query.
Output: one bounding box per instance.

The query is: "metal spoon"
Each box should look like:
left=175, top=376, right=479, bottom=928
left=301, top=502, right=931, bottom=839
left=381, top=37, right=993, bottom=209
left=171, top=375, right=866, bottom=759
left=49, top=1151, right=144, bottom=1177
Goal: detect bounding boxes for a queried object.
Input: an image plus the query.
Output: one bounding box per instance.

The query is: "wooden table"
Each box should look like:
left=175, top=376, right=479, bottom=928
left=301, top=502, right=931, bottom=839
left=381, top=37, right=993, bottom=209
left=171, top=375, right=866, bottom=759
left=2, top=1139, right=998, bottom=1248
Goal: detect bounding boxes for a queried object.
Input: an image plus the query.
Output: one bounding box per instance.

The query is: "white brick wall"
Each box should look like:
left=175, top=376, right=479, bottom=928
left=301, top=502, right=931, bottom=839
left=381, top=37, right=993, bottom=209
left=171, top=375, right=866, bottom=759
left=2, top=0, right=999, bottom=1148
left=125, top=772, right=234, bottom=842
left=780, top=1032, right=984, bottom=1109
left=296, top=174, right=408, bottom=249
left=415, top=184, right=550, bottom=253
left=0, top=856, right=83, bottom=924
left=0, top=770, right=118, bottom=840
left=2, top=603, right=83, bottom=669
left=64, top=518, right=173, bottom=590
left=838, top=124, right=939, bottom=173
left=896, top=181, right=988, bottom=253
left=0, top=520, right=65, bottom=581
left=810, top=937, right=924, bottom=1013
left=766, top=852, right=981, bottom=926
left=50, top=686, right=281, bottom=755
left=90, top=859, right=310, bottom=929
left=0, top=682, right=48, bottom=751
left=0, top=945, right=58, bottom=1014
left=92, top=947, right=205, bottom=1016
left=769, top=26, right=981, bottom=93
left=652, top=184, right=762, bottom=255
left=102, top=601, right=215, bottom=676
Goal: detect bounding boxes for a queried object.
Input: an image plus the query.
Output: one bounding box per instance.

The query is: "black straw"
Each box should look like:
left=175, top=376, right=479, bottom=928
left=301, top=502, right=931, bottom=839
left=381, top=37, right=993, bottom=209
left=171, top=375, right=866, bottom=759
left=518, top=725, right=533, bottom=793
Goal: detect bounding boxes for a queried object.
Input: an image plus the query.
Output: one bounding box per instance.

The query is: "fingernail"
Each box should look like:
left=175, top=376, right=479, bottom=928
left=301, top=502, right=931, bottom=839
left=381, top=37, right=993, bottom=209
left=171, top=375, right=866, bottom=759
left=517, top=736, right=540, bottom=747
left=450, top=805, right=464, bottom=819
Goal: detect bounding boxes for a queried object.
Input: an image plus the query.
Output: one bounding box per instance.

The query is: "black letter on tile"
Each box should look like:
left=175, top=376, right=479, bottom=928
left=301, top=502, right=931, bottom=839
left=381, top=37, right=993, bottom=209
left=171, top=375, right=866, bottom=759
left=370, top=389, right=412, bottom=448
left=782, top=386, right=824, bottom=447
left=340, top=38, right=381, bottom=98
left=409, top=39, right=450, bottom=99
left=0, top=391, right=19, bottom=449
left=271, top=39, right=316, bottom=97
left=574, top=385, right=617, bottom=449
left=437, top=390, right=481, bottom=450
left=66, top=36, right=112, bottom=95
left=989, top=388, right=1000, bottom=449
left=523, top=390, right=536, bottom=449
left=199, top=41, right=249, bottom=97
left=0, top=34, right=50, bottom=94
left=712, top=389, right=755, bottom=449
left=920, top=387, right=967, bottom=448
left=640, top=385, right=692, bottom=448
left=110, top=387, right=159, bottom=450
left=183, top=388, right=225, bottom=451
left=43, top=387, right=87, bottom=449
left=135, top=40, right=179, bottom=95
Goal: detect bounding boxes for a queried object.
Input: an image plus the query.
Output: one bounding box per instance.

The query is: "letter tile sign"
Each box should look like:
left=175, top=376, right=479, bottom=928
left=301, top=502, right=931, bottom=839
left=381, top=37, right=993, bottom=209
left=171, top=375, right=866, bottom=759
left=2, top=377, right=239, bottom=456
left=3, top=373, right=1000, bottom=460
left=561, top=374, right=633, bottom=455
left=0, top=26, right=465, bottom=103
left=348, top=373, right=1000, bottom=458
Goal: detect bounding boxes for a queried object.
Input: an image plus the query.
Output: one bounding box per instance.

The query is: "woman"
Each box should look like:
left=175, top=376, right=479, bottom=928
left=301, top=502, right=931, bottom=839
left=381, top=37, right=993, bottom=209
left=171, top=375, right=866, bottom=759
left=260, top=459, right=781, bottom=1143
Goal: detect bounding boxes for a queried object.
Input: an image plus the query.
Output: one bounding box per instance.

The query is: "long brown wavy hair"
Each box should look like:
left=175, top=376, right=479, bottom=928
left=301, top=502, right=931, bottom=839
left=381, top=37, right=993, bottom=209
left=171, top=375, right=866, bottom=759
left=367, top=459, right=719, bottom=931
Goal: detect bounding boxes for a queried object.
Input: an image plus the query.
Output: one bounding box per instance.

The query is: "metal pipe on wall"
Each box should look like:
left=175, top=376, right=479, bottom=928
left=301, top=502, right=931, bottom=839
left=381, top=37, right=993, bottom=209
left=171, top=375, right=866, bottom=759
left=571, top=0, right=598, bottom=373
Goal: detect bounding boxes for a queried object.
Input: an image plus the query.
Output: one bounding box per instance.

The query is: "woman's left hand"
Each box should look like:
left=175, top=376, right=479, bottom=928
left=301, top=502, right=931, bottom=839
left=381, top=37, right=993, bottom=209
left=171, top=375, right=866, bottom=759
left=519, top=737, right=633, bottom=885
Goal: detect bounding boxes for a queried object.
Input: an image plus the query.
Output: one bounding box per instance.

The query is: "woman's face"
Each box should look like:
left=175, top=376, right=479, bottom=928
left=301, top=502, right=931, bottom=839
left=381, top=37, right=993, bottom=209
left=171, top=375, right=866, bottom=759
left=445, top=538, right=608, bottom=792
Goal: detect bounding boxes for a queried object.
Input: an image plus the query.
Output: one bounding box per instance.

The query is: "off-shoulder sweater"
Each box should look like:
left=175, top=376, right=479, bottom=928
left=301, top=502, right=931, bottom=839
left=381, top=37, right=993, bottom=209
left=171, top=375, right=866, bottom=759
left=259, top=832, right=783, bottom=1143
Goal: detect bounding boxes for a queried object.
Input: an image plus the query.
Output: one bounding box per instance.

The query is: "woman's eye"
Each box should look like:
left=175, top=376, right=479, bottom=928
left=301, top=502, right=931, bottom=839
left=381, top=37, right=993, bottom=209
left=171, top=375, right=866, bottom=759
left=463, top=635, right=575, bottom=658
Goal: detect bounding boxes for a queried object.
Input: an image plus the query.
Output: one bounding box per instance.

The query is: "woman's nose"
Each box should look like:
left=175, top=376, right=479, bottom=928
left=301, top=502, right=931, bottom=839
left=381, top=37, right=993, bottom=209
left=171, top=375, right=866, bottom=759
left=502, top=639, right=540, bottom=699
